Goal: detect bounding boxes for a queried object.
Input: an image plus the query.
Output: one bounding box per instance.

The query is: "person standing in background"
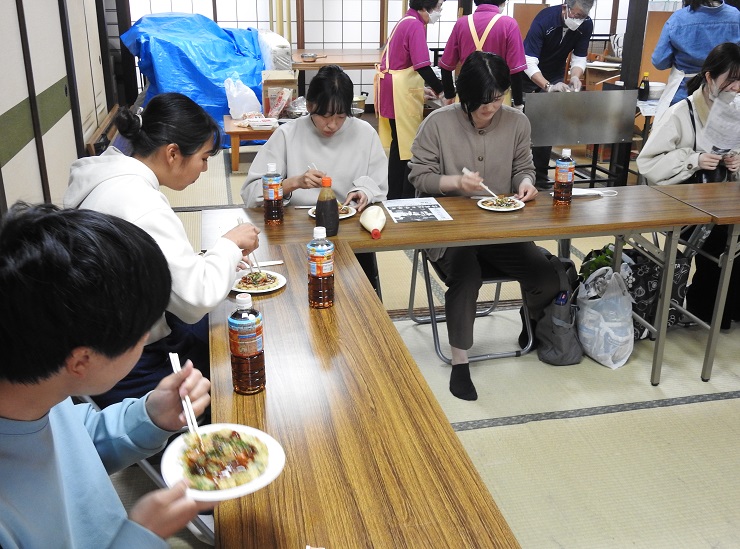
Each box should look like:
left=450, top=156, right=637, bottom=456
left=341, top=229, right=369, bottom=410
left=521, top=0, right=594, bottom=189
left=651, top=0, right=739, bottom=120
left=438, top=0, right=526, bottom=109
left=375, top=0, right=448, bottom=200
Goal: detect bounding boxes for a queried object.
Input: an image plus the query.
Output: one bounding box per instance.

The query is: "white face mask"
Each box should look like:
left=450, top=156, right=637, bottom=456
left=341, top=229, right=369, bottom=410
left=564, top=16, right=583, bottom=30
left=428, top=9, right=442, bottom=25
left=710, top=82, right=738, bottom=104
left=564, top=6, right=585, bottom=31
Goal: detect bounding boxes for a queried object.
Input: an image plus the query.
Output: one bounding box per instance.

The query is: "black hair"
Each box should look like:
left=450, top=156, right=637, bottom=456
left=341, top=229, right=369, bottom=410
left=457, top=51, right=511, bottom=115
left=688, top=0, right=725, bottom=10
left=0, top=203, right=171, bottom=383
left=686, top=42, right=740, bottom=95
left=475, top=0, right=506, bottom=6
left=410, top=0, right=442, bottom=11
left=115, top=92, right=222, bottom=158
left=306, top=65, right=354, bottom=116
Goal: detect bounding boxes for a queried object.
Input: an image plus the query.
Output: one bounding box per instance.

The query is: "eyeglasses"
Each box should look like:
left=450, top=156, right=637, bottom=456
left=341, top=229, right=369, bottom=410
left=567, top=6, right=588, bottom=20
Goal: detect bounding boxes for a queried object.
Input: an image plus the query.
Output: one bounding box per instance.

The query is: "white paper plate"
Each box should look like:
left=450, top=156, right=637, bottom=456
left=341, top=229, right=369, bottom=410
left=477, top=197, right=525, bottom=212
left=161, top=423, right=286, bottom=502
left=232, top=270, right=286, bottom=293
left=307, top=205, right=356, bottom=220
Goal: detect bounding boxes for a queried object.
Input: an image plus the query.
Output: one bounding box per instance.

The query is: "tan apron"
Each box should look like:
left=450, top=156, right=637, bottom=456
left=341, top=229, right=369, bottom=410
left=655, top=67, right=697, bottom=122
left=466, top=14, right=512, bottom=106
left=375, top=16, right=426, bottom=160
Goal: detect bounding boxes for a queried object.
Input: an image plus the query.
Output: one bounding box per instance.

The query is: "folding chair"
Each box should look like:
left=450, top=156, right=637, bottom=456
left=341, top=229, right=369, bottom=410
left=77, top=395, right=215, bottom=545
left=407, top=249, right=534, bottom=364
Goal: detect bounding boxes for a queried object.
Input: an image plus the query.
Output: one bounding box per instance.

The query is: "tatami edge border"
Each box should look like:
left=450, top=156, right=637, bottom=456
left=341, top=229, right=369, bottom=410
left=451, top=390, right=740, bottom=431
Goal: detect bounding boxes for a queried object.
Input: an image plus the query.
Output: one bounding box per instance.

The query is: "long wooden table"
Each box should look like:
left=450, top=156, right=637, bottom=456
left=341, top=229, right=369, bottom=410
left=291, top=48, right=380, bottom=95
left=652, top=182, right=740, bottom=381
left=205, top=187, right=711, bottom=547
left=211, top=240, right=518, bottom=548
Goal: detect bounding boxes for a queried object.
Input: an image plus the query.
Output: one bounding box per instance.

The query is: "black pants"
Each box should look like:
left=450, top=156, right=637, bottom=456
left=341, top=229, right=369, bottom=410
left=387, top=118, right=415, bottom=199
left=686, top=225, right=740, bottom=329
left=93, top=312, right=210, bottom=408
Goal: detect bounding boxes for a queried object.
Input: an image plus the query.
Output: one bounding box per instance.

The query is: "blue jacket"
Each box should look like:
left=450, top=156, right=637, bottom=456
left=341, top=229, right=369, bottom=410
left=652, top=1, right=740, bottom=104
left=523, top=5, right=593, bottom=85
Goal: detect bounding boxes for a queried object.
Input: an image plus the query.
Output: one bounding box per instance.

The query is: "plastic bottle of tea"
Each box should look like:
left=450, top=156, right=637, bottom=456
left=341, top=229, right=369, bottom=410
left=307, top=226, right=334, bottom=309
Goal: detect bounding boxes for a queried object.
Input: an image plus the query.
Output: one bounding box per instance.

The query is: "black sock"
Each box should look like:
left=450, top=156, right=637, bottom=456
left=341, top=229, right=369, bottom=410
left=449, top=363, right=478, bottom=401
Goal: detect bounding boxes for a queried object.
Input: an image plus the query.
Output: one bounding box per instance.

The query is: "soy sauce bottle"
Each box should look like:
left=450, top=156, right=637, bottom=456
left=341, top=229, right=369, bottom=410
left=315, top=176, right=339, bottom=237
left=638, top=72, right=650, bottom=101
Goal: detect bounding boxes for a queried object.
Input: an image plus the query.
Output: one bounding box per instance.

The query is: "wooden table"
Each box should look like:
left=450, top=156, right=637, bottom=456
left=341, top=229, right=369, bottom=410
left=652, top=182, right=740, bottom=381
left=205, top=187, right=711, bottom=547
left=292, top=49, right=381, bottom=94
left=222, top=116, right=276, bottom=173
left=210, top=241, right=518, bottom=548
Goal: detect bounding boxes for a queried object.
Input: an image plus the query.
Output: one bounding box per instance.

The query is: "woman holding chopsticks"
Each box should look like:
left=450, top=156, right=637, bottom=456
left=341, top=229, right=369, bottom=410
left=64, top=92, right=260, bottom=409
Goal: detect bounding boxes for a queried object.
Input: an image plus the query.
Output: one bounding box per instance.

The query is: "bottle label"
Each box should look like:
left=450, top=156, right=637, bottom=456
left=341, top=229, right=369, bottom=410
left=307, top=243, right=334, bottom=276
left=555, top=160, right=574, bottom=183
left=228, top=312, right=263, bottom=356
left=262, top=174, right=283, bottom=201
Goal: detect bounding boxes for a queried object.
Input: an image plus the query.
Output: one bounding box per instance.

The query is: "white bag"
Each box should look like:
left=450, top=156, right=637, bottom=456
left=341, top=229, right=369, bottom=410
left=576, top=266, right=634, bottom=369
left=224, top=74, right=262, bottom=119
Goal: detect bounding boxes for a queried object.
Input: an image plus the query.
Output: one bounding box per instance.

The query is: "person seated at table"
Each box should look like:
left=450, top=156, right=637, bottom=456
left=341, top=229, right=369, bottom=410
left=64, top=92, right=261, bottom=408
left=637, top=42, right=740, bottom=329
left=408, top=51, right=560, bottom=401
left=241, top=64, right=388, bottom=292
left=0, top=203, right=213, bottom=548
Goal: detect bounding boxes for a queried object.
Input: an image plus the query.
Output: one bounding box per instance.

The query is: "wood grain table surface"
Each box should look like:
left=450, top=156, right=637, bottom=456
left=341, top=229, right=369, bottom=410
left=202, top=185, right=711, bottom=252
left=291, top=48, right=381, bottom=71
left=210, top=241, right=518, bottom=548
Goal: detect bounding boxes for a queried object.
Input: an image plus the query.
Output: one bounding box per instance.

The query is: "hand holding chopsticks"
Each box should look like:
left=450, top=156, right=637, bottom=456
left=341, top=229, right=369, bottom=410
left=462, top=167, right=498, bottom=199
left=237, top=217, right=261, bottom=273
left=169, top=353, right=202, bottom=445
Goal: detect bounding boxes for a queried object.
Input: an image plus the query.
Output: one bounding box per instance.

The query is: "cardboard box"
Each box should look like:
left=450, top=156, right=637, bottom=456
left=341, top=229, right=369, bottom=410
left=584, top=65, right=620, bottom=91
left=262, top=70, right=298, bottom=115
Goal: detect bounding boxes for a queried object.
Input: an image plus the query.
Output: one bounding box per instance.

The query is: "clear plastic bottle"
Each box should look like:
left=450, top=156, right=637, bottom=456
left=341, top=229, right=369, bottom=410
left=307, top=226, right=335, bottom=309
left=262, top=162, right=284, bottom=225
left=315, top=176, right=339, bottom=237
left=638, top=72, right=650, bottom=101
left=553, top=148, right=575, bottom=206
left=228, top=293, right=265, bottom=394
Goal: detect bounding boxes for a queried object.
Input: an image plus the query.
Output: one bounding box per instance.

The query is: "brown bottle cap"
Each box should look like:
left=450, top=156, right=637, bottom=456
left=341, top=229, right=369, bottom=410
left=321, top=177, right=332, bottom=187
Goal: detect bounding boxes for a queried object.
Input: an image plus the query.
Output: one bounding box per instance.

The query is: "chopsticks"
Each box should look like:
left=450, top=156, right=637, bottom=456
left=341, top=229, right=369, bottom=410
left=169, top=352, right=202, bottom=446
left=463, top=167, right=498, bottom=200
left=237, top=217, right=261, bottom=273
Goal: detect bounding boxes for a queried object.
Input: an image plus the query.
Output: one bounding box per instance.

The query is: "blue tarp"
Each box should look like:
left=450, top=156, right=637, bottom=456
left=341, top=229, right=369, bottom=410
left=121, top=13, right=265, bottom=144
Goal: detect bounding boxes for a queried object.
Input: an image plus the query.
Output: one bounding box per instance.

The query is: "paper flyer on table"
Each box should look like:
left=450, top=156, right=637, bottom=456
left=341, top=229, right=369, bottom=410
left=383, top=198, right=453, bottom=223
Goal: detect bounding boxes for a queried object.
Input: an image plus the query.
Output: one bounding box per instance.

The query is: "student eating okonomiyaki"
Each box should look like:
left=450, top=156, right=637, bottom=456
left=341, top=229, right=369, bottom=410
left=408, top=51, right=559, bottom=402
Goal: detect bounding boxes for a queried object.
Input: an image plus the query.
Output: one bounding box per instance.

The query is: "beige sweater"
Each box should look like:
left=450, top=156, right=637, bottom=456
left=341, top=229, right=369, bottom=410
left=408, top=103, right=535, bottom=196
left=637, top=88, right=740, bottom=185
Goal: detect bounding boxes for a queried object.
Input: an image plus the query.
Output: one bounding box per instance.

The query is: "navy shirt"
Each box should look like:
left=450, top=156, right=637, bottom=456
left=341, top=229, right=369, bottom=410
left=523, top=5, right=593, bottom=84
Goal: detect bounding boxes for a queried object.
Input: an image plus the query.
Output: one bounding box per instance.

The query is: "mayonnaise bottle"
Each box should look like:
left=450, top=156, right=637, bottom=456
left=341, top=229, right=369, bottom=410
left=360, top=205, right=386, bottom=239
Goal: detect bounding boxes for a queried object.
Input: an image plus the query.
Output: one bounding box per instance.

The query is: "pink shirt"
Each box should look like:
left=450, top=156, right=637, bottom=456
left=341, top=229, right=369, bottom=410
left=439, top=5, right=526, bottom=74
left=378, top=10, right=433, bottom=119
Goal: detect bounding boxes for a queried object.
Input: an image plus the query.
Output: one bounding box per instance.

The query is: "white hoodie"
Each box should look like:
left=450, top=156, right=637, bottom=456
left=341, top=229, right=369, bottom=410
left=64, top=147, right=242, bottom=343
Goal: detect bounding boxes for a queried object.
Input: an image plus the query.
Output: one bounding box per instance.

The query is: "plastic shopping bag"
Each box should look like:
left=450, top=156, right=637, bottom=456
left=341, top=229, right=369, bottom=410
left=576, top=266, right=634, bottom=369
left=224, top=74, right=261, bottom=119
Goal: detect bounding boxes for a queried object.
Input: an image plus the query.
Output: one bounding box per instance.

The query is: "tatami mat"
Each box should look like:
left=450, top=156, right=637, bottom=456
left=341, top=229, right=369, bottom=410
left=459, top=400, right=740, bottom=548
left=394, top=309, right=740, bottom=548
